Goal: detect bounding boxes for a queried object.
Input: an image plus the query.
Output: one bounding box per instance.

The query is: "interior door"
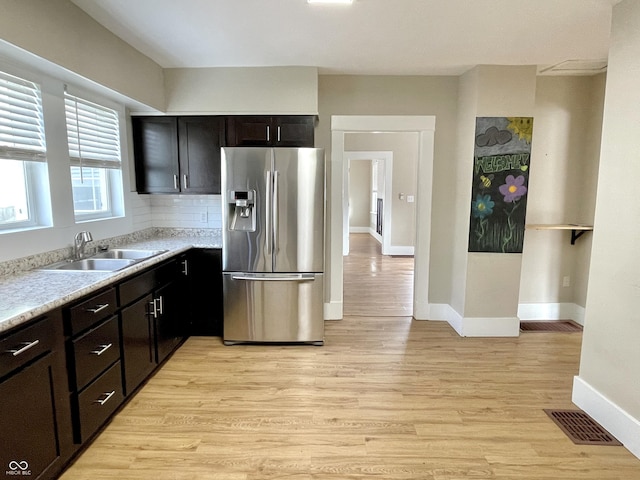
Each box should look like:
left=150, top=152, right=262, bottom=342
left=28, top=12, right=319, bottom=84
left=273, top=148, right=325, bottom=273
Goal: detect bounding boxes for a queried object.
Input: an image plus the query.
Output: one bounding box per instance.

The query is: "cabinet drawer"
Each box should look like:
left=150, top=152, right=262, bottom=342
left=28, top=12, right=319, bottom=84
left=68, top=289, right=117, bottom=336
left=119, top=261, right=176, bottom=306
left=119, top=268, right=156, bottom=306
left=71, top=315, right=120, bottom=391
left=76, top=360, right=123, bottom=443
left=0, top=316, right=54, bottom=379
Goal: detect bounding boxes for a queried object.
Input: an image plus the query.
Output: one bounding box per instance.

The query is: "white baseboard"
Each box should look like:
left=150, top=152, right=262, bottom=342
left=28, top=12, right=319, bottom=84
left=417, top=303, right=457, bottom=322
left=573, top=376, right=640, bottom=459
left=385, top=245, right=414, bottom=256
left=349, top=226, right=370, bottom=233
left=518, top=302, right=585, bottom=326
left=459, top=316, right=520, bottom=337
left=324, top=301, right=343, bottom=320
left=420, top=304, right=519, bottom=336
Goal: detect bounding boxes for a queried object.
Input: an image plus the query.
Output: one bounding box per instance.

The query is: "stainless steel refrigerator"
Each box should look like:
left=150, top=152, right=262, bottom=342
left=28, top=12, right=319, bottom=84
left=221, top=147, right=325, bottom=345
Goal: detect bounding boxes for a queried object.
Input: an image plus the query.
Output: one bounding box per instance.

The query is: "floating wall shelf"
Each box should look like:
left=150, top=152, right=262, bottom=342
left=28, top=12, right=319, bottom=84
left=526, top=224, right=594, bottom=245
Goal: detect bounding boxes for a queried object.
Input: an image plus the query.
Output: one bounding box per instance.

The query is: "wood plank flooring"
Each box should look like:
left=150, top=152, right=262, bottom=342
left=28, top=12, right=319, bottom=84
left=343, top=234, right=414, bottom=316
left=60, top=236, right=640, bottom=480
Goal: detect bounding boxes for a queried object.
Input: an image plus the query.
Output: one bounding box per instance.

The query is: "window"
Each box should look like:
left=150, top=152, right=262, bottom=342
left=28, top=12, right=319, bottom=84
left=0, top=71, right=48, bottom=231
left=65, top=93, right=123, bottom=221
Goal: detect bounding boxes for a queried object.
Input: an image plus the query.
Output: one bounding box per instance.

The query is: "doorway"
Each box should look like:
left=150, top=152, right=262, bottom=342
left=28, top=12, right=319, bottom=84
left=345, top=151, right=393, bottom=255
left=327, top=115, right=436, bottom=321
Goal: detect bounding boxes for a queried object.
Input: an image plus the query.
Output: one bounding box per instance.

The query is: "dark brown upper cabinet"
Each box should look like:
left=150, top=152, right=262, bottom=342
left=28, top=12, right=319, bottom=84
left=132, top=116, right=224, bottom=194
left=226, top=116, right=315, bottom=147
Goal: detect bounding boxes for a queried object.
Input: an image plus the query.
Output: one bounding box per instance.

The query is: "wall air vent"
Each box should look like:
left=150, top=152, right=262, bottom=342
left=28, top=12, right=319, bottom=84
left=538, top=59, right=608, bottom=76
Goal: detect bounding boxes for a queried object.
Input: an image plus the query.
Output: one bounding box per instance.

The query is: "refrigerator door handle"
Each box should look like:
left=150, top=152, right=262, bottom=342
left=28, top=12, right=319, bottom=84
left=265, top=170, right=272, bottom=255
left=273, top=170, right=279, bottom=254
left=231, top=274, right=316, bottom=282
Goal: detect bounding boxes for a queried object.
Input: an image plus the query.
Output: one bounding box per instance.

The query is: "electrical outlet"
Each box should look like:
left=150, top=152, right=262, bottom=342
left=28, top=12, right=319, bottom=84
left=200, top=212, right=208, bottom=223
left=562, top=276, right=570, bottom=287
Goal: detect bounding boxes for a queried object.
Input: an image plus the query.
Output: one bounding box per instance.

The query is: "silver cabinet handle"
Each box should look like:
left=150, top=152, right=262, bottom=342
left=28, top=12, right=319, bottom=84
left=183, top=174, right=188, bottom=189
left=86, top=303, right=109, bottom=314
left=94, top=390, right=115, bottom=406
left=157, top=295, right=164, bottom=315
left=8, top=340, right=40, bottom=357
left=277, top=125, right=281, bottom=142
left=90, top=343, right=112, bottom=356
left=181, top=259, right=188, bottom=276
left=173, top=174, right=179, bottom=190
left=266, top=125, right=270, bottom=142
left=149, top=300, right=158, bottom=319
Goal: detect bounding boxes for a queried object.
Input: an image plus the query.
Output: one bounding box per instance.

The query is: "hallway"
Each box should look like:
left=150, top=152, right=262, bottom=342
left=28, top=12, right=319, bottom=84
left=343, top=234, right=414, bottom=317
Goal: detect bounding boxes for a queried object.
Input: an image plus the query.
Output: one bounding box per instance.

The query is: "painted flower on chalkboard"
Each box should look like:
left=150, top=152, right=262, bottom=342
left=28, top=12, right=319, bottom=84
left=472, top=194, right=495, bottom=219
left=499, top=175, right=527, bottom=203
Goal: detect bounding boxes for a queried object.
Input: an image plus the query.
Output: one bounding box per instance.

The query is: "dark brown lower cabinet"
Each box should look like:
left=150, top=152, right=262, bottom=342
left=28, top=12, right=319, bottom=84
left=0, top=353, right=62, bottom=479
left=188, top=248, right=223, bottom=336
left=154, top=280, right=182, bottom=363
left=120, top=294, right=156, bottom=396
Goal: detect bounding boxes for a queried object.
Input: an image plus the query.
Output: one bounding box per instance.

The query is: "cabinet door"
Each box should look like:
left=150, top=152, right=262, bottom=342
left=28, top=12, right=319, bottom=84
left=226, top=116, right=272, bottom=146
left=0, top=354, right=60, bottom=479
left=132, top=117, right=180, bottom=194
left=154, top=280, right=183, bottom=363
left=188, top=249, right=223, bottom=336
left=120, top=294, right=155, bottom=396
left=273, top=116, right=315, bottom=147
left=178, top=117, right=224, bottom=194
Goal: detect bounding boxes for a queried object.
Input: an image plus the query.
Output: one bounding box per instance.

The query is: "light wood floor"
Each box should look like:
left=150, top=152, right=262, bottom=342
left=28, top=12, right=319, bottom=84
left=60, top=237, right=640, bottom=479
left=343, top=234, right=414, bottom=316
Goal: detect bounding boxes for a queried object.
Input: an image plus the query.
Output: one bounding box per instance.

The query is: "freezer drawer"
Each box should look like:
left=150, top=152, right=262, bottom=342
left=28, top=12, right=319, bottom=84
left=223, top=273, right=324, bottom=345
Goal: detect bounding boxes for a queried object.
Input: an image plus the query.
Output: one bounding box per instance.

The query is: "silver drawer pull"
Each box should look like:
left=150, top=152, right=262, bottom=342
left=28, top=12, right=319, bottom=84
left=86, top=303, right=109, bottom=314
left=94, top=390, right=115, bottom=406
left=8, top=340, right=40, bottom=357
left=90, top=343, right=113, bottom=356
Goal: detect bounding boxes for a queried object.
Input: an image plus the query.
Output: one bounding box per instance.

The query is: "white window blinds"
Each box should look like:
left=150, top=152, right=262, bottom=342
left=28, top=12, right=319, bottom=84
left=0, top=71, right=46, bottom=162
left=65, top=93, right=121, bottom=169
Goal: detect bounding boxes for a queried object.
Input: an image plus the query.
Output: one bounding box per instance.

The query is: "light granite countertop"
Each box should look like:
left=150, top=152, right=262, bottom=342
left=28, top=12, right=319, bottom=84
left=0, top=232, right=222, bottom=335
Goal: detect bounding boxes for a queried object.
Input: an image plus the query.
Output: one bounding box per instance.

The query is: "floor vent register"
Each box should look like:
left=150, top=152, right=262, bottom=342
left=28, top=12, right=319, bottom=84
left=544, top=409, right=622, bottom=446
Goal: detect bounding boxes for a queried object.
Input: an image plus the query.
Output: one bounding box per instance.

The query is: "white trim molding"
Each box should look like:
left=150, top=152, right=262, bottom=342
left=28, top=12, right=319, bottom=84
left=418, top=304, right=519, bottom=336
left=324, top=301, right=343, bottom=320
left=330, top=115, right=436, bottom=323
left=573, top=376, right=640, bottom=459
left=518, top=302, right=585, bottom=325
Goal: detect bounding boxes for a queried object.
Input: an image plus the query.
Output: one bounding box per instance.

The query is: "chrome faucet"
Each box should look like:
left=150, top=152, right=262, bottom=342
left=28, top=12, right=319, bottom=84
left=74, top=231, right=93, bottom=260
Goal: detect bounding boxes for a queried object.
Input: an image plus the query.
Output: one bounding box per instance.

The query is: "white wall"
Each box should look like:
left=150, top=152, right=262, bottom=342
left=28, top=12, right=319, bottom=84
left=163, top=67, right=318, bottom=115
left=452, top=65, right=537, bottom=336
left=0, top=0, right=164, bottom=111
left=519, top=75, right=604, bottom=313
left=318, top=75, right=459, bottom=305
left=348, top=161, right=371, bottom=230
left=345, top=133, right=419, bottom=247
left=574, top=0, right=640, bottom=459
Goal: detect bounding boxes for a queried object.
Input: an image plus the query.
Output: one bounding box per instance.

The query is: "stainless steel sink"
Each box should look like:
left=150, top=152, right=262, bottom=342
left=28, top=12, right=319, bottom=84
left=41, top=258, right=136, bottom=272
left=91, top=249, right=167, bottom=260
left=40, top=248, right=168, bottom=272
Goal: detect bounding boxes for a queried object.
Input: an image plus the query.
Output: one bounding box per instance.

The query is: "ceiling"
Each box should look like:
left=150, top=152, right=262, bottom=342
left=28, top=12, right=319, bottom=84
left=70, top=0, right=618, bottom=76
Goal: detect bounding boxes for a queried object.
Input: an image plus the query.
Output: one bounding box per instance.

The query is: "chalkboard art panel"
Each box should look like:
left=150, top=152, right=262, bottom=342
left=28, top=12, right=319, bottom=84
left=468, top=117, right=533, bottom=253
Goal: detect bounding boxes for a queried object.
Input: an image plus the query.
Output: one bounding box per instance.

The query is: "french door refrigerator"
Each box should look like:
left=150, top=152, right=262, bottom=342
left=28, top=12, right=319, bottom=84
left=221, top=147, right=325, bottom=345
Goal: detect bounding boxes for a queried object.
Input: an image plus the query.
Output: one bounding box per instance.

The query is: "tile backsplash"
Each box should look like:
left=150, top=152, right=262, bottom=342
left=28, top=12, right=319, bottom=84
left=149, top=194, right=222, bottom=229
